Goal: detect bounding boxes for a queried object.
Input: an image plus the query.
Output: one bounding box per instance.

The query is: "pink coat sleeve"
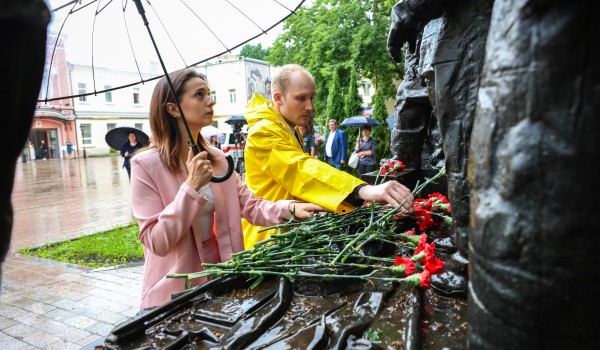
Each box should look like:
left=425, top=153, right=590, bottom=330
left=234, top=173, right=294, bottom=227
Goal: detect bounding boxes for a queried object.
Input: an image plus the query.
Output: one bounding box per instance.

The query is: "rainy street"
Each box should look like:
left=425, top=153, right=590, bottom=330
left=11, top=156, right=135, bottom=250
left=1, top=156, right=142, bottom=349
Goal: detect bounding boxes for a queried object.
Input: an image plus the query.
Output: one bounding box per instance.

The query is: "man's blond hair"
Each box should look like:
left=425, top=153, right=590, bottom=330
left=272, top=64, right=314, bottom=96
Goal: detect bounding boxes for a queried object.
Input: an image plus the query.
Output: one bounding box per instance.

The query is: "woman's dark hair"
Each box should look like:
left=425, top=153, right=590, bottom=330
left=362, top=125, right=372, bottom=131
left=148, top=69, right=212, bottom=173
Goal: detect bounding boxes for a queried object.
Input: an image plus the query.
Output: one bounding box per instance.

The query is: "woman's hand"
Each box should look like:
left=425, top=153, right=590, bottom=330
left=288, top=202, right=324, bottom=220
left=185, top=148, right=213, bottom=191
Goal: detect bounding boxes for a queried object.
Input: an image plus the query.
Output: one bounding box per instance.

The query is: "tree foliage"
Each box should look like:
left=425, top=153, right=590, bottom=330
left=372, top=89, right=390, bottom=162
left=267, top=0, right=403, bottom=131
left=240, top=43, right=269, bottom=61
left=326, top=69, right=345, bottom=125
left=345, top=66, right=364, bottom=119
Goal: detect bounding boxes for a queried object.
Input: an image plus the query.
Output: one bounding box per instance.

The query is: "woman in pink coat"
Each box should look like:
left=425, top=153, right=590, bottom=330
left=131, top=69, right=321, bottom=309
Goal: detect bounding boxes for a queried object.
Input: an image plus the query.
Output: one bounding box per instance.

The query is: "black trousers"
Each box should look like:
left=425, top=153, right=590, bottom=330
left=356, top=163, right=377, bottom=178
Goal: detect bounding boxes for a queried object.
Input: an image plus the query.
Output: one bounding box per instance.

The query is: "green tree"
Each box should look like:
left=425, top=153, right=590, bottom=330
left=372, top=89, right=390, bottom=162
left=267, top=0, right=403, bottom=130
left=344, top=66, right=363, bottom=118
left=326, top=70, right=345, bottom=125
left=240, top=43, right=269, bottom=61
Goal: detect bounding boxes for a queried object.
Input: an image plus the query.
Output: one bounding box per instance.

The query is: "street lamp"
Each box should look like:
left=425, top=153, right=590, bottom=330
left=79, top=124, right=87, bottom=159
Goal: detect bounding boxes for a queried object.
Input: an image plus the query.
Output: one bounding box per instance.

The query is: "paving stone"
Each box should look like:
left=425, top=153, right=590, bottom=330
left=46, top=339, right=81, bottom=350
left=93, top=310, right=129, bottom=325
left=3, top=159, right=143, bottom=347
left=64, top=315, right=97, bottom=329
left=0, top=316, right=18, bottom=331
left=85, top=321, right=115, bottom=337
left=0, top=335, right=32, bottom=350
left=20, top=329, right=62, bottom=348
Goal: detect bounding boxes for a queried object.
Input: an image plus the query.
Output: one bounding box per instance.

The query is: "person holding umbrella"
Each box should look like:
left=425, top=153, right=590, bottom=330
left=130, top=69, right=322, bottom=309
left=354, top=125, right=378, bottom=177
left=121, top=131, right=144, bottom=180
left=242, top=64, right=414, bottom=249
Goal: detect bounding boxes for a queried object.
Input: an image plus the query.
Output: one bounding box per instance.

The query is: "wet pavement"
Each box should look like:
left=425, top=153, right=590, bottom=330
left=1, top=156, right=143, bottom=349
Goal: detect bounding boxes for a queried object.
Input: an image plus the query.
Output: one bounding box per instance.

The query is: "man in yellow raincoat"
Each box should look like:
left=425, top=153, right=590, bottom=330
left=242, top=64, right=414, bottom=249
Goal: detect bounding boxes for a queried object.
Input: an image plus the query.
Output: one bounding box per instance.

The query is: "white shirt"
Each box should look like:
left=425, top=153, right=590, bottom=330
left=325, top=130, right=336, bottom=157
left=196, top=185, right=215, bottom=242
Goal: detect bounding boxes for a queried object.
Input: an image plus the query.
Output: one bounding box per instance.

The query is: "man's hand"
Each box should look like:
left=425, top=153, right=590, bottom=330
left=358, top=181, right=414, bottom=212
left=288, top=202, right=324, bottom=220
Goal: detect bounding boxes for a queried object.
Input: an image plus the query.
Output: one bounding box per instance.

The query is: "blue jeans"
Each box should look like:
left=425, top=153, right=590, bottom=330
left=326, top=158, right=343, bottom=170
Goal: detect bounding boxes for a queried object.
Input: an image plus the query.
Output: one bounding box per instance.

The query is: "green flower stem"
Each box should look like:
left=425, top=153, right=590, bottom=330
left=172, top=268, right=421, bottom=285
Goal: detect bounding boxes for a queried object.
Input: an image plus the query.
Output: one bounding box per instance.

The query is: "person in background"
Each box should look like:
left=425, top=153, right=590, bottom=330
left=242, top=64, right=414, bottom=249
left=29, top=141, right=36, bottom=161
left=209, top=135, right=221, bottom=149
left=354, top=125, right=377, bottom=177
left=130, top=69, right=321, bottom=309
left=298, top=125, right=316, bottom=157
left=39, top=139, right=47, bottom=160
left=66, top=140, right=73, bottom=159
left=323, top=119, right=347, bottom=170
left=120, top=132, right=143, bottom=180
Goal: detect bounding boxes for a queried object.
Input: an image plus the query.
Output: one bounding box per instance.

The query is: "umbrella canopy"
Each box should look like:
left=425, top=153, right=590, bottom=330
left=200, top=125, right=225, bottom=140
left=40, top=0, right=306, bottom=102
left=224, top=115, right=248, bottom=125
left=339, top=116, right=382, bottom=127
left=105, top=127, right=150, bottom=151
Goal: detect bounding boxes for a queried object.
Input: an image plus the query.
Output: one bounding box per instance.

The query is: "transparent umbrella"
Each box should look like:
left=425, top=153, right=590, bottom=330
left=43, top=0, right=306, bottom=181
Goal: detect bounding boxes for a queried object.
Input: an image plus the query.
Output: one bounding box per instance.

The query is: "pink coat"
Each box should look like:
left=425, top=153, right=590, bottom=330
left=131, top=147, right=293, bottom=309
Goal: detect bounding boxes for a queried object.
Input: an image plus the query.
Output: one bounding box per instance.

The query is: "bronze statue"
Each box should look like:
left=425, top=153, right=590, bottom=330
left=468, top=0, right=600, bottom=347
left=388, top=0, right=494, bottom=297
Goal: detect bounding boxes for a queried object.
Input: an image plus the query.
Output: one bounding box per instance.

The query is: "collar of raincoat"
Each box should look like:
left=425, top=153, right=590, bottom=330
left=245, top=93, right=302, bottom=149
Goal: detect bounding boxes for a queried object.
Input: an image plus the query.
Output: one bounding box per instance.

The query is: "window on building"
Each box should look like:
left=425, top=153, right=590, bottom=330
left=229, top=89, right=236, bottom=104
left=210, top=91, right=217, bottom=103
left=133, top=87, right=140, bottom=104
left=105, top=85, right=112, bottom=103
left=81, top=124, right=92, bottom=145
left=78, top=83, right=87, bottom=102
left=107, top=123, right=116, bottom=132
left=135, top=123, right=143, bottom=130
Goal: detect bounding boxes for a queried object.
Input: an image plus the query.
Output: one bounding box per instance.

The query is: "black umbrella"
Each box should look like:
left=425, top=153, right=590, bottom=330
left=224, top=115, right=248, bottom=125
left=105, top=127, right=150, bottom=151
left=339, top=116, right=382, bottom=127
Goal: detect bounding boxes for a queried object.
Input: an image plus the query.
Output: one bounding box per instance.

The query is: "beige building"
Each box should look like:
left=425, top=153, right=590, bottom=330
left=67, top=56, right=275, bottom=155
left=70, top=64, right=158, bottom=156
left=197, top=55, right=275, bottom=132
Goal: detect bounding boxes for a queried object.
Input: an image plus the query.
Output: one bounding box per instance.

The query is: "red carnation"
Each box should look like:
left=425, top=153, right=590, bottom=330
left=424, top=257, right=445, bottom=274
left=392, top=256, right=416, bottom=277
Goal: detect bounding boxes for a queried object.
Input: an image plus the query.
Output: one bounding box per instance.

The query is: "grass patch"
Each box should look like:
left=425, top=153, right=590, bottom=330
left=18, top=223, right=144, bottom=269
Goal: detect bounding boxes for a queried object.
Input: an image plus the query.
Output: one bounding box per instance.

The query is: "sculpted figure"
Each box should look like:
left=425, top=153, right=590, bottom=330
left=387, top=0, right=494, bottom=296
left=468, top=1, right=600, bottom=348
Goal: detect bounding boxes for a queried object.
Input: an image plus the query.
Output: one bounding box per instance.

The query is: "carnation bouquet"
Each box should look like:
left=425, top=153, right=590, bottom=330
left=169, top=167, right=450, bottom=290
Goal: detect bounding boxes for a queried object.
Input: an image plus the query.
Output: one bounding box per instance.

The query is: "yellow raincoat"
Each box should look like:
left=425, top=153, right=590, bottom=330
left=242, top=94, right=366, bottom=249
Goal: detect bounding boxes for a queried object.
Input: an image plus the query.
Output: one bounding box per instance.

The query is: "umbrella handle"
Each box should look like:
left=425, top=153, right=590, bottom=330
left=210, top=155, right=235, bottom=183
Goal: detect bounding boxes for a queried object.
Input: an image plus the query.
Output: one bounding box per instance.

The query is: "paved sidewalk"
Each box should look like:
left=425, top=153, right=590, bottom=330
left=1, top=157, right=142, bottom=349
